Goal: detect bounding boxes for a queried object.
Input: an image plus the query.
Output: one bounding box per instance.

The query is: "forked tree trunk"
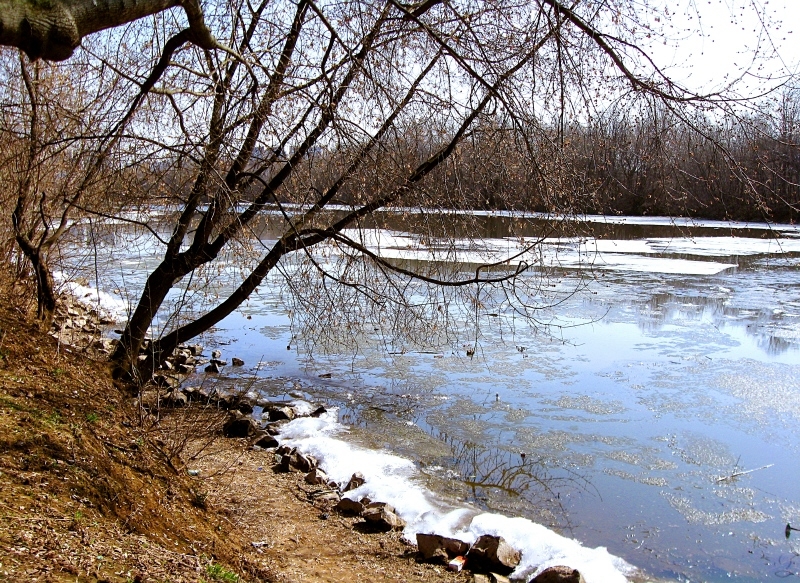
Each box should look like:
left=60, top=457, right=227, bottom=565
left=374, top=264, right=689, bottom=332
left=15, top=238, right=57, bottom=330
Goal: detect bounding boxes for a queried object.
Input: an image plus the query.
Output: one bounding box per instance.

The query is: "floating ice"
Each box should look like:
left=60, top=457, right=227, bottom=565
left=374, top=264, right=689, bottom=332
left=333, top=229, right=742, bottom=275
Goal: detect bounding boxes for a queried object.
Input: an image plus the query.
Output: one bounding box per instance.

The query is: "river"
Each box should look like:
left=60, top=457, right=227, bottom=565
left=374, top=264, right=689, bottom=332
left=64, top=211, right=800, bottom=582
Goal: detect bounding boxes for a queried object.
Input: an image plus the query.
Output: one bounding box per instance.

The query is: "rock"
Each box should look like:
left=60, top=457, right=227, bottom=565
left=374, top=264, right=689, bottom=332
left=160, top=360, right=174, bottom=371
left=334, top=497, right=364, bottom=515
left=416, top=533, right=470, bottom=562
left=473, top=576, right=490, bottom=583
left=212, top=349, right=222, bottom=359
left=343, top=472, right=366, bottom=492
left=181, top=386, right=199, bottom=400
left=210, top=358, right=227, bottom=366
left=305, top=468, right=330, bottom=485
left=268, top=406, right=295, bottom=422
left=362, top=502, right=405, bottom=531
left=252, top=433, right=279, bottom=449
left=276, top=445, right=294, bottom=456
left=310, top=406, right=327, bottom=417
left=189, top=344, right=203, bottom=356
left=163, top=390, right=187, bottom=407
left=530, top=566, right=585, bottom=583
left=232, top=357, right=245, bottom=366
left=276, top=454, right=298, bottom=472
left=467, top=535, right=520, bottom=575
left=314, top=491, right=341, bottom=503
left=237, top=399, right=254, bottom=415
left=177, top=363, right=195, bottom=375
left=205, top=362, right=221, bottom=373
left=264, top=422, right=284, bottom=436
left=292, top=452, right=316, bottom=473
left=222, top=412, right=257, bottom=438
left=153, top=374, right=180, bottom=388
left=487, top=575, right=509, bottom=583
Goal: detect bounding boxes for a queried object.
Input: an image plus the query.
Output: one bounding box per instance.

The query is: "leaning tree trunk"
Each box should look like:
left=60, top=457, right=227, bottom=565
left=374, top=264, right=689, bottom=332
left=14, top=236, right=57, bottom=331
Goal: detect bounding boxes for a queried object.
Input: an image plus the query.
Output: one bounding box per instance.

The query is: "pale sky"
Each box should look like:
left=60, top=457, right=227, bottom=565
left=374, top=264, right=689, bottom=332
left=642, top=0, right=799, bottom=95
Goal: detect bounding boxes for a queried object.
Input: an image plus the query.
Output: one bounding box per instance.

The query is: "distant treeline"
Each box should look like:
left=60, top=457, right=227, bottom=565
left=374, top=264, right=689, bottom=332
left=279, top=95, right=800, bottom=224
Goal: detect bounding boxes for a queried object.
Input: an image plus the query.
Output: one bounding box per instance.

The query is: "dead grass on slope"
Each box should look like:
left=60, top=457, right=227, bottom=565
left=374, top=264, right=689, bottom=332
left=0, top=277, right=467, bottom=583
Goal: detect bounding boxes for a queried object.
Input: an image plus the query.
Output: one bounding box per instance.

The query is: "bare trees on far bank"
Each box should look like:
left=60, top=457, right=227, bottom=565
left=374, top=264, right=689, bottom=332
left=307, top=93, right=800, bottom=222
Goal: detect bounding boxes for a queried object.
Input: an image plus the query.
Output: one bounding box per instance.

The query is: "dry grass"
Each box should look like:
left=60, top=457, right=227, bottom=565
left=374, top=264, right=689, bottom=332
left=0, top=274, right=468, bottom=583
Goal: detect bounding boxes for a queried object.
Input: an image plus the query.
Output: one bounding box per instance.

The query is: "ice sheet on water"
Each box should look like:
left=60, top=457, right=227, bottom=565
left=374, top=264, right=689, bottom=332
left=334, top=229, right=741, bottom=275
left=279, top=410, right=634, bottom=583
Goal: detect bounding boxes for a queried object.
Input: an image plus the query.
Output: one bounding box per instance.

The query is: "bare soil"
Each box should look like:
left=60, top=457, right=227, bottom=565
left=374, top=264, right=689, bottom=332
left=0, top=279, right=466, bottom=582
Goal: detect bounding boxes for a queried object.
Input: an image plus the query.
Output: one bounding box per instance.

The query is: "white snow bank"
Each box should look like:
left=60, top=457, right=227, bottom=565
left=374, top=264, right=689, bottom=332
left=280, top=411, right=634, bottom=583
left=53, top=272, right=129, bottom=321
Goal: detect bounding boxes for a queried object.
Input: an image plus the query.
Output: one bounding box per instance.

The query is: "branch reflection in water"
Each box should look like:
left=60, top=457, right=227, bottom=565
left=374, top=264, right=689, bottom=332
left=419, top=428, right=596, bottom=535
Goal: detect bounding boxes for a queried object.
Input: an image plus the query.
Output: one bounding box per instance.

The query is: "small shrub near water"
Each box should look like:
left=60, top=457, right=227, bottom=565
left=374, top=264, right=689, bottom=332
left=205, top=563, right=239, bottom=583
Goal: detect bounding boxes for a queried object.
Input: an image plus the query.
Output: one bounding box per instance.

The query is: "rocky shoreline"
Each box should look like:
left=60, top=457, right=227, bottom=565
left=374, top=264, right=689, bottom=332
left=46, top=291, right=590, bottom=583
left=143, top=376, right=588, bottom=583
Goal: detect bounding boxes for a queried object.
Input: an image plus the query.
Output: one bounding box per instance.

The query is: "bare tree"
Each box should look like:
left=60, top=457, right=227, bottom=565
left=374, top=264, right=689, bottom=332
left=87, top=0, right=757, bottom=383
left=0, top=50, right=127, bottom=327
left=0, top=0, right=793, bottom=382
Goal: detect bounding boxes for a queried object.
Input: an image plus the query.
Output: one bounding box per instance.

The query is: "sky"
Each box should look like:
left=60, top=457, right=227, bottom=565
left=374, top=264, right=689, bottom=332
left=641, top=0, right=799, bottom=96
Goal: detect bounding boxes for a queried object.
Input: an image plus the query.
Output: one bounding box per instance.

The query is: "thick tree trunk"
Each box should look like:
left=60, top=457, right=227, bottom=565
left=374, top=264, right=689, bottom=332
left=32, top=253, right=56, bottom=330
left=14, top=235, right=57, bottom=330
left=0, top=0, right=178, bottom=60
left=110, top=260, right=190, bottom=382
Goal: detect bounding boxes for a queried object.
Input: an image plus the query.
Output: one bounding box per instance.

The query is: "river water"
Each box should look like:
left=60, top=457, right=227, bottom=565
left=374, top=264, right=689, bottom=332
left=65, top=212, right=800, bottom=583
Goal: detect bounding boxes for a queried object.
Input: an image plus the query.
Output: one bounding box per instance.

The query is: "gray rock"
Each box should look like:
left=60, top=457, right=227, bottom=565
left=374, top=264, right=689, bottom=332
left=530, top=566, right=585, bottom=583
left=232, top=357, right=245, bottom=366
left=264, top=422, right=285, bottom=436
left=153, top=374, right=180, bottom=388
left=310, top=405, right=327, bottom=417
left=189, top=344, right=203, bottom=356
left=210, top=358, right=227, bottom=366
left=467, top=535, right=521, bottom=575
left=276, top=445, right=294, bottom=456
left=177, top=363, right=195, bottom=375
left=212, top=349, right=222, bottom=359
left=335, top=497, right=364, bottom=515
left=416, top=533, right=470, bottom=562
left=164, top=390, right=187, bottom=407
left=486, top=575, right=509, bottom=583
left=292, top=452, right=316, bottom=473
left=343, top=472, right=366, bottom=492
left=315, top=491, right=341, bottom=503
left=237, top=398, right=254, bottom=415
left=276, top=454, right=296, bottom=472
left=205, top=362, right=221, bottom=373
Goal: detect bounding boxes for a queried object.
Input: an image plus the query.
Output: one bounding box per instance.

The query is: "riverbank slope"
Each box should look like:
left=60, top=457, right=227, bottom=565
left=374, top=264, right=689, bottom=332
left=0, top=280, right=461, bottom=583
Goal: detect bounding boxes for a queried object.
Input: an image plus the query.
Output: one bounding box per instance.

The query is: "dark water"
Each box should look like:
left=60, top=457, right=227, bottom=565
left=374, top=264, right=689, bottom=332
left=69, top=213, right=800, bottom=582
